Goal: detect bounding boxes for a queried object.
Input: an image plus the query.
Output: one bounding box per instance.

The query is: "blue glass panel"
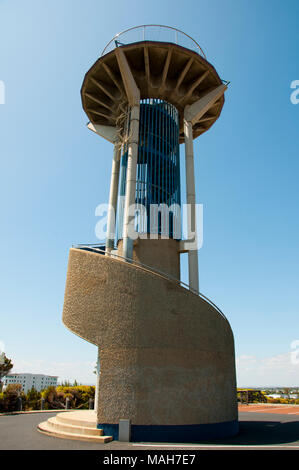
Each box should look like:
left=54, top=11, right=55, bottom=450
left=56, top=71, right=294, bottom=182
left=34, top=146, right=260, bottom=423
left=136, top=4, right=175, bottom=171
left=117, top=99, right=181, bottom=240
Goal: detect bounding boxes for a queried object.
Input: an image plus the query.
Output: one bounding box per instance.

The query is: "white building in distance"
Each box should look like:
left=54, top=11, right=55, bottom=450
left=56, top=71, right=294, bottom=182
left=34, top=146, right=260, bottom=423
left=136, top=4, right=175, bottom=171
left=2, top=373, right=58, bottom=393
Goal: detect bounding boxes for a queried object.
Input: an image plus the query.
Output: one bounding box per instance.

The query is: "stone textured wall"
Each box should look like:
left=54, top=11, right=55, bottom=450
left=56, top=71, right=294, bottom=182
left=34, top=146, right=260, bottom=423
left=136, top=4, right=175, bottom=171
left=117, top=238, right=180, bottom=279
left=63, top=248, right=237, bottom=426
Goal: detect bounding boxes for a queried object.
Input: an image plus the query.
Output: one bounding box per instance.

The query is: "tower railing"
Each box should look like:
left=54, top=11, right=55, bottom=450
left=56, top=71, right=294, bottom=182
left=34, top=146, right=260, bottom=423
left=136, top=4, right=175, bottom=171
left=72, top=244, right=229, bottom=323
left=101, top=25, right=206, bottom=59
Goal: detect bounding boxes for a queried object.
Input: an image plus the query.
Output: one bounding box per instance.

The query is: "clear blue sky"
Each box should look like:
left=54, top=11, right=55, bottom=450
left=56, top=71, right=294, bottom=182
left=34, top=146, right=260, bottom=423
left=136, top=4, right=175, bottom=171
left=0, top=0, right=298, bottom=386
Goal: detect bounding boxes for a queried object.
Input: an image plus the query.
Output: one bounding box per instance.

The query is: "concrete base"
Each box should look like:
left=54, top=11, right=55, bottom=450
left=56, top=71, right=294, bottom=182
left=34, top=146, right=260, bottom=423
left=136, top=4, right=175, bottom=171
left=98, top=420, right=239, bottom=443
left=63, top=249, right=238, bottom=436
left=37, top=411, right=113, bottom=443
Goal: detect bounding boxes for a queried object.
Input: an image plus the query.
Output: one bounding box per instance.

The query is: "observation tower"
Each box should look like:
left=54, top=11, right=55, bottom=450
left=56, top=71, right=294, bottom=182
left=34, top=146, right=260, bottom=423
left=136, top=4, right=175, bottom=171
left=62, top=26, right=238, bottom=442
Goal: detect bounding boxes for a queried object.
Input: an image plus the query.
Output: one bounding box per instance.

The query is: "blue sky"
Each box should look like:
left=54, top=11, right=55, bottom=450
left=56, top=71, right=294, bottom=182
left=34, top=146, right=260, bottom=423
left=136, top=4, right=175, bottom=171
left=0, top=0, right=298, bottom=386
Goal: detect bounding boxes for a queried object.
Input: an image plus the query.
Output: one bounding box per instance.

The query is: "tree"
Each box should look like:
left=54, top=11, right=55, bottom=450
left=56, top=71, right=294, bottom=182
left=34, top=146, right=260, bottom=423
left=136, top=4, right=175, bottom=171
left=41, top=386, right=64, bottom=410
left=0, top=354, right=13, bottom=389
left=60, top=380, right=71, bottom=387
left=284, top=387, right=291, bottom=399
left=1, top=384, right=24, bottom=412
left=26, top=387, right=42, bottom=411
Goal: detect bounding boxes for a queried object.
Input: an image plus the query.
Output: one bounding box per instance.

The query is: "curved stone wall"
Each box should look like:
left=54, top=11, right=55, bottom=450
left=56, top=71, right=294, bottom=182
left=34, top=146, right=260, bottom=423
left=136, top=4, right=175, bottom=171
left=63, top=248, right=238, bottom=441
left=117, top=238, right=181, bottom=279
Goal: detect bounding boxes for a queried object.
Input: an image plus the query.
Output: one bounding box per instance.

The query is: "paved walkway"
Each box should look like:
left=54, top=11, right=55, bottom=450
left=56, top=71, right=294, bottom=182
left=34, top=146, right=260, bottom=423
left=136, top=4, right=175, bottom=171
left=239, top=404, right=299, bottom=415
left=1, top=410, right=299, bottom=450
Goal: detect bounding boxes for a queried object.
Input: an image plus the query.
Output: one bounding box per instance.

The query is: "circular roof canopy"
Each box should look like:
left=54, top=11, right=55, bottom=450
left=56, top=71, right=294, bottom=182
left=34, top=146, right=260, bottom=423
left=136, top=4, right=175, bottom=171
left=81, top=40, right=224, bottom=143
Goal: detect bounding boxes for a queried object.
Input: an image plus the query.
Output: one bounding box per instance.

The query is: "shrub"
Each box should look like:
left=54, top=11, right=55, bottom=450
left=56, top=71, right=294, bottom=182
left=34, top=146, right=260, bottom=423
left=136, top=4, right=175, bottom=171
left=237, top=389, right=267, bottom=403
left=41, top=386, right=64, bottom=410
left=0, top=384, right=96, bottom=412
left=24, top=387, right=42, bottom=411
left=56, top=386, right=95, bottom=409
left=0, top=384, right=25, bottom=412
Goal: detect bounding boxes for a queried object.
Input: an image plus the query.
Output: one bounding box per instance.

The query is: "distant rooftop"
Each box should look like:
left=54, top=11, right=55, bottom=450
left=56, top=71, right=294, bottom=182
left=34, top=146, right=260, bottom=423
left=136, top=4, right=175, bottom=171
left=7, top=372, right=58, bottom=378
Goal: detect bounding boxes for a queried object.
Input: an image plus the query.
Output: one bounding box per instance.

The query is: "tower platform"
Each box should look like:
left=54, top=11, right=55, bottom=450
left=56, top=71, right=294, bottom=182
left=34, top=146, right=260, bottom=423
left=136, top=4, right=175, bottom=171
left=81, top=40, right=224, bottom=143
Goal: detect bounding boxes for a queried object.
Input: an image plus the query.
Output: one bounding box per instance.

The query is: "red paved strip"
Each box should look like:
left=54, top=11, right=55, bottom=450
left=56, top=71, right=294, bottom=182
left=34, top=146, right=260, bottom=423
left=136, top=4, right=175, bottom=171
left=239, top=404, right=299, bottom=414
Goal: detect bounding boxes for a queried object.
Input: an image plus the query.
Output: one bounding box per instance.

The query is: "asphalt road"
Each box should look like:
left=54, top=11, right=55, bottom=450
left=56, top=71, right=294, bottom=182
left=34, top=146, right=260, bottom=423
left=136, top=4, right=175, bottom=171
left=1, top=411, right=299, bottom=450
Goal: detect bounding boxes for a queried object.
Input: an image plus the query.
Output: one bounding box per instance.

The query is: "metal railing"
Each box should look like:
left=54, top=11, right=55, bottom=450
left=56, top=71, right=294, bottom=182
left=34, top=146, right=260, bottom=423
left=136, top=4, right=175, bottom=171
left=73, top=244, right=229, bottom=323
left=101, top=25, right=206, bottom=59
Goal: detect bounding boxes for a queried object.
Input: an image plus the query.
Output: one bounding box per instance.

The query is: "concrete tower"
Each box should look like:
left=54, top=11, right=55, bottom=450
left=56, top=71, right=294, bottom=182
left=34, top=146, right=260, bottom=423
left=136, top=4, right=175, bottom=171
left=62, top=26, right=238, bottom=442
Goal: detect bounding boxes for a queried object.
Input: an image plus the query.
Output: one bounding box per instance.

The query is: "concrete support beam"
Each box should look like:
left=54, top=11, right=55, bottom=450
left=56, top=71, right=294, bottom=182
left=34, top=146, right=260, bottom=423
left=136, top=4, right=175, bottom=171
left=115, top=48, right=140, bottom=105
left=183, top=118, right=199, bottom=292
left=122, top=104, right=140, bottom=260
left=115, top=48, right=140, bottom=260
left=182, top=85, right=228, bottom=289
left=86, top=121, right=120, bottom=253
left=178, top=240, right=190, bottom=253
left=106, top=143, right=121, bottom=253
left=87, top=122, right=118, bottom=143
left=184, top=84, right=227, bottom=126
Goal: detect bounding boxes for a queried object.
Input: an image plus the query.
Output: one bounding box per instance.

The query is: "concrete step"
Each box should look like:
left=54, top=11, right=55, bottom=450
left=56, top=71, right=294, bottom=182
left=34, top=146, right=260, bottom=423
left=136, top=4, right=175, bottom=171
left=46, top=416, right=104, bottom=436
left=37, top=411, right=113, bottom=443
left=55, top=411, right=97, bottom=428
left=38, top=420, right=113, bottom=443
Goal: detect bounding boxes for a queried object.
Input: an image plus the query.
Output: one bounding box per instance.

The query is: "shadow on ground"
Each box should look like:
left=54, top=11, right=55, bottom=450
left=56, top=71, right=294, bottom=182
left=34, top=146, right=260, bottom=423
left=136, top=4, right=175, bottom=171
left=197, top=420, right=299, bottom=446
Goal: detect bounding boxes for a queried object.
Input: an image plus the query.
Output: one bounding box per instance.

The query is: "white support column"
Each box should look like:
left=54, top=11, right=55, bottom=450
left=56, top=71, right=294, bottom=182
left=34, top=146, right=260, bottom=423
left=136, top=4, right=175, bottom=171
left=115, top=48, right=140, bottom=261
left=106, top=143, right=121, bottom=254
left=122, top=104, right=140, bottom=259
left=184, top=118, right=199, bottom=292
left=183, top=84, right=228, bottom=291
left=86, top=121, right=120, bottom=254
